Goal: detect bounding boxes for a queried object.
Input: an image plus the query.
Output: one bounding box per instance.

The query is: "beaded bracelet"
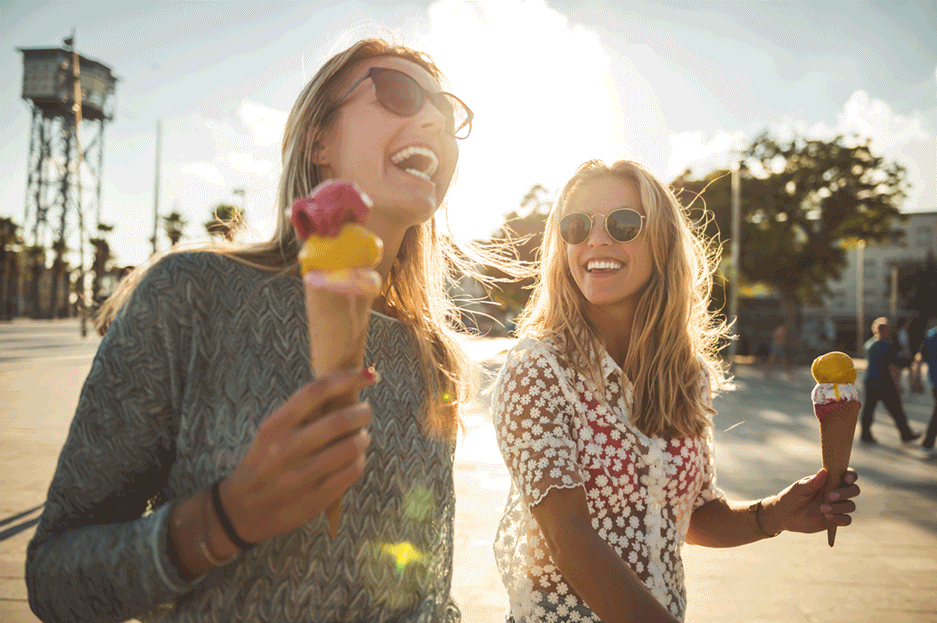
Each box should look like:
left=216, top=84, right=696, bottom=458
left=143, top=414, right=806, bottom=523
left=210, top=479, right=256, bottom=551
left=200, top=488, right=236, bottom=566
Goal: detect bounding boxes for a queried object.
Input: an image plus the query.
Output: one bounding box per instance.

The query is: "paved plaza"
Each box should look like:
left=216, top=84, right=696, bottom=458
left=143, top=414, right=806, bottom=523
left=2, top=319, right=935, bottom=622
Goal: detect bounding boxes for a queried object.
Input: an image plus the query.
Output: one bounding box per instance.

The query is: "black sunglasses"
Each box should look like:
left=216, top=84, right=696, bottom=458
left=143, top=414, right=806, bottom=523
left=559, top=208, right=646, bottom=245
left=330, top=67, right=474, bottom=139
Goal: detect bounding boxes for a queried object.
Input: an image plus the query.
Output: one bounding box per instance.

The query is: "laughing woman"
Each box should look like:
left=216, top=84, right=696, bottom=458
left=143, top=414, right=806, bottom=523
left=492, top=159, right=861, bottom=622
left=27, top=37, right=480, bottom=623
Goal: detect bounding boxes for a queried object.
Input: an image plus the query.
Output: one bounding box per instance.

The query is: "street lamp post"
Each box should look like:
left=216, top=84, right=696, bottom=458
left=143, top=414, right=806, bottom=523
left=152, top=119, right=162, bottom=255
left=727, top=161, right=741, bottom=369
left=66, top=30, right=88, bottom=337
left=856, top=240, right=866, bottom=357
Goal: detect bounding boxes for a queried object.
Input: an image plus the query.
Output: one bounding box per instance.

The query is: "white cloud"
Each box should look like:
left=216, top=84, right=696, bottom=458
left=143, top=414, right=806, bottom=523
left=668, top=90, right=936, bottom=212
left=239, top=101, right=288, bottom=148
left=836, top=90, right=928, bottom=148
left=181, top=161, right=225, bottom=186
left=226, top=152, right=276, bottom=176
left=668, top=130, right=746, bottom=178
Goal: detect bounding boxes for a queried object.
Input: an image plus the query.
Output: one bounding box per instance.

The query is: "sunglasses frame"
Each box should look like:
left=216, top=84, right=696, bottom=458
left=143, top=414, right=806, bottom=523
left=559, top=208, right=647, bottom=245
left=329, top=66, right=474, bottom=139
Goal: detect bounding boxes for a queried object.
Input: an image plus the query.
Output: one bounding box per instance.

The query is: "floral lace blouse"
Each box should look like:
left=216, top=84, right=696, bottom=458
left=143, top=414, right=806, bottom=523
left=492, top=336, right=725, bottom=622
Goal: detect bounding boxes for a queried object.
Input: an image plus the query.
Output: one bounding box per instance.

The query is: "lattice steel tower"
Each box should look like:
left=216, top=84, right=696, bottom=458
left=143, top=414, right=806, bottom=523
left=18, top=42, right=117, bottom=319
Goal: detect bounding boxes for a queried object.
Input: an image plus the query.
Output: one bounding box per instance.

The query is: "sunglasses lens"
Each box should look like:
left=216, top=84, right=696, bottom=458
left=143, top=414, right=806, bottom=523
left=606, top=209, right=643, bottom=242
left=373, top=69, right=472, bottom=139
left=438, top=93, right=472, bottom=139
left=374, top=70, right=423, bottom=117
left=559, top=214, right=592, bottom=245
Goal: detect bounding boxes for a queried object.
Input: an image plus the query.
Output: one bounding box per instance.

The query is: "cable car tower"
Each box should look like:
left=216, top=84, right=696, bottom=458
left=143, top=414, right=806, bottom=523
left=18, top=37, right=117, bottom=326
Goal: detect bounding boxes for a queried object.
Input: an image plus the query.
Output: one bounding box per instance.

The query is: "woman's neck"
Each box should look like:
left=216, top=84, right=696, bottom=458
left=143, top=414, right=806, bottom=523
left=366, top=210, right=412, bottom=315
left=587, top=303, right=635, bottom=368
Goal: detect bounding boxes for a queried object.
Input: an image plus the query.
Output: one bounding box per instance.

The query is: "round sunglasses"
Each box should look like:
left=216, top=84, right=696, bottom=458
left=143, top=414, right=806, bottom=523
left=559, top=208, right=646, bottom=245
left=330, top=67, right=474, bottom=139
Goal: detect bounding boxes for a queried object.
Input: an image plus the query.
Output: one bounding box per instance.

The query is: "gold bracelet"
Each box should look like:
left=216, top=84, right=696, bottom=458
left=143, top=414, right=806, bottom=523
left=748, top=499, right=781, bottom=538
left=200, top=489, right=237, bottom=566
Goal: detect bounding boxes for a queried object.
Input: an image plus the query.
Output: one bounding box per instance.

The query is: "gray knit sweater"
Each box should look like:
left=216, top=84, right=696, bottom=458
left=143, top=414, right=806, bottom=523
left=25, top=252, right=460, bottom=623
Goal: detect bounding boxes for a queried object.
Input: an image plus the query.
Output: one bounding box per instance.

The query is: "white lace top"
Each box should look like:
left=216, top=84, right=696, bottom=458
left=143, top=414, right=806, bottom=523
left=492, top=336, right=725, bottom=622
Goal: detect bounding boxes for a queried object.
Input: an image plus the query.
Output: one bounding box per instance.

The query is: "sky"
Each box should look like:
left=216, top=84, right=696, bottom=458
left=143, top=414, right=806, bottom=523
left=2, top=0, right=936, bottom=268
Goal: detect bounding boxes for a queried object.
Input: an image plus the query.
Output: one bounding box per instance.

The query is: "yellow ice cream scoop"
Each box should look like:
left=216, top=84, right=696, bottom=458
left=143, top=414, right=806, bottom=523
left=811, top=351, right=857, bottom=385
left=299, top=223, right=383, bottom=273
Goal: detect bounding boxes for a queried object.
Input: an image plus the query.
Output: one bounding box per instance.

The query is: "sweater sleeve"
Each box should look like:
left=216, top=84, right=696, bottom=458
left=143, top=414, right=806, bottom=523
left=25, top=254, right=209, bottom=623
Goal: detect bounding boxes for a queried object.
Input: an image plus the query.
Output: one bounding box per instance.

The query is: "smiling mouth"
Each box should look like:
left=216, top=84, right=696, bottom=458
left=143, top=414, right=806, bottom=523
left=585, top=259, right=624, bottom=273
left=390, top=146, right=439, bottom=182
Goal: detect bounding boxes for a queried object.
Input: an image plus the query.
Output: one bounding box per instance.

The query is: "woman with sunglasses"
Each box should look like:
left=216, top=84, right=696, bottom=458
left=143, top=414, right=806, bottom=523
left=491, top=160, right=860, bottom=622
left=27, top=38, right=482, bottom=623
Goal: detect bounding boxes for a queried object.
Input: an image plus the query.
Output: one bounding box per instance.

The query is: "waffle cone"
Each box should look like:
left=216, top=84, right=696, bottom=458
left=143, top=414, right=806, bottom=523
left=816, top=399, right=860, bottom=547
left=306, top=284, right=376, bottom=538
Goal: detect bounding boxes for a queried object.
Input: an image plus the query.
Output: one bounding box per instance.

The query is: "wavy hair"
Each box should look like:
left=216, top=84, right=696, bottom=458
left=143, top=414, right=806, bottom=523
left=96, top=37, right=497, bottom=441
left=515, top=159, right=732, bottom=438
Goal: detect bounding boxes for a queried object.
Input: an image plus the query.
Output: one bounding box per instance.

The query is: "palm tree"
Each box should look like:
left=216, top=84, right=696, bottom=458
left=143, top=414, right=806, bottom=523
left=204, top=203, right=244, bottom=242
left=163, top=210, right=188, bottom=246
left=89, top=223, right=114, bottom=303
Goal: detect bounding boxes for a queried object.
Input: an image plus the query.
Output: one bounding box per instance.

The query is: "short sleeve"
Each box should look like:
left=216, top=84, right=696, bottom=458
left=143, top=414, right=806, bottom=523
left=692, top=362, right=725, bottom=509
left=492, top=339, right=584, bottom=508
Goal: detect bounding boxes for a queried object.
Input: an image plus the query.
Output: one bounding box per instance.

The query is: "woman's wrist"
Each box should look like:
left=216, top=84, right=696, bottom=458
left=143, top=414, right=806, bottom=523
left=754, top=495, right=783, bottom=538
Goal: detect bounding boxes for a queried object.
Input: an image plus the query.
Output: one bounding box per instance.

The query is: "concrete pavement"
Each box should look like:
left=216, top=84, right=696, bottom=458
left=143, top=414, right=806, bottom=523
left=2, top=319, right=936, bottom=622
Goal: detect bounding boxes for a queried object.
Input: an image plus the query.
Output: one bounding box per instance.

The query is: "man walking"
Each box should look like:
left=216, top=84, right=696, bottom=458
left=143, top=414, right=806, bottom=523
left=861, top=317, right=922, bottom=444
left=914, top=318, right=937, bottom=456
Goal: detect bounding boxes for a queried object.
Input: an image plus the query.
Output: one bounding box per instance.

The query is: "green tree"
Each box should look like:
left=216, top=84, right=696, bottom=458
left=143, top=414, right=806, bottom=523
left=163, top=210, right=187, bottom=246
left=672, top=132, right=909, bottom=320
left=479, top=184, right=552, bottom=313
left=204, top=204, right=244, bottom=242
left=89, top=223, right=114, bottom=303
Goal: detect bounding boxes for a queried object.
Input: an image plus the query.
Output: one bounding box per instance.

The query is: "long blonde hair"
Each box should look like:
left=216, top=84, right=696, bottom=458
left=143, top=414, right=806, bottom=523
left=515, top=159, right=731, bottom=439
left=96, top=37, right=492, bottom=441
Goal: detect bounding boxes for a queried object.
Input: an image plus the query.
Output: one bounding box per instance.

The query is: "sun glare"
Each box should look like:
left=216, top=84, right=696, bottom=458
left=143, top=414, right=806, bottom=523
left=419, top=0, right=619, bottom=243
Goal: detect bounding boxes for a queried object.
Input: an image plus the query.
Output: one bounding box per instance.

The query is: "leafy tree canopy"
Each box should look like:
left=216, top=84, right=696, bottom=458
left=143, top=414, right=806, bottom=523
left=672, top=132, right=909, bottom=309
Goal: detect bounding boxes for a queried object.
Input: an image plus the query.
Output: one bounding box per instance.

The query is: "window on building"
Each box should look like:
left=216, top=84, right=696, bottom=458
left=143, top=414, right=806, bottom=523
left=864, top=258, right=877, bottom=279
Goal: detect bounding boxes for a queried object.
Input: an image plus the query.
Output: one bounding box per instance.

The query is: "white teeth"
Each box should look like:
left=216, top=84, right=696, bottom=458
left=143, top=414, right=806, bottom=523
left=404, top=168, right=432, bottom=181
left=390, top=145, right=439, bottom=179
left=587, top=260, right=623, bottom=272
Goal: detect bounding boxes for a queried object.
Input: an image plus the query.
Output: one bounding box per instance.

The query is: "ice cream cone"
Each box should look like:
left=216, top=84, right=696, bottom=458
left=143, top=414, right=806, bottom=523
left=306, top=276, right=377, bottom=538
left=291, top=180, right=383, bottom=540
left=816, top=398, right=860, bottom=547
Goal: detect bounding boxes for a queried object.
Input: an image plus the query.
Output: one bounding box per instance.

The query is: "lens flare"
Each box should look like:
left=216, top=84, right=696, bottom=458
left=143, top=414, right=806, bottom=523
left=381, top=541, right=426, bottom=576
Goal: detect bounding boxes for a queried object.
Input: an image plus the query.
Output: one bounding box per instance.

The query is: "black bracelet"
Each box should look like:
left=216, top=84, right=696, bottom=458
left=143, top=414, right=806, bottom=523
left=210, top=479, right=256, bottom=551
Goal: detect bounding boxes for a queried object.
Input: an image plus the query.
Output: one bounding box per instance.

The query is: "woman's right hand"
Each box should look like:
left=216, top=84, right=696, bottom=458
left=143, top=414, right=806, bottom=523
left=219, top=367, right=376, bottom=544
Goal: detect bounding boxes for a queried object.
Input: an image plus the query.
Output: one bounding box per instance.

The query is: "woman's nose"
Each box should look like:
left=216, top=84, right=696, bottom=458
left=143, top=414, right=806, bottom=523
left=586, top=214, right=613, bottom=246
left=414, top=98, right=447, bottom=132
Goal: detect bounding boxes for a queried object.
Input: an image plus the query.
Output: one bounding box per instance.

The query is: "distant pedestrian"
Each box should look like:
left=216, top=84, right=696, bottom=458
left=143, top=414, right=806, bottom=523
left=896, top=318, right=914, bottom=392
left=860, top=317, right=922, bottom=444
left=491, top=159, right=860, bottom=623
left=765, top=319, right=792, bottom=380
left=914, top=318, right=937, bottom=456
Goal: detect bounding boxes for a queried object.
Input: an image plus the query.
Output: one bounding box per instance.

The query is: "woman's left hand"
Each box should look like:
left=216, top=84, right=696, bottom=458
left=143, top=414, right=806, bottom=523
left=764, top=468, right=860, bottom=534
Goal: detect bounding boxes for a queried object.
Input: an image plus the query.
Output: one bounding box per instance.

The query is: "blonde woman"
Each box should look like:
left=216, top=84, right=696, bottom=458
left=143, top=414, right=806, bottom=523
left=27, top=37, right=480, bottom=622
left=492, top=160, right=861, bottom=622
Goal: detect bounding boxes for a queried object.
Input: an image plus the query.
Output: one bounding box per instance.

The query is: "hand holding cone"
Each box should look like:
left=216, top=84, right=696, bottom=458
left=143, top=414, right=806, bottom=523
left=291, top=180, right=383, bottom=538
left=810, top=351, right=860, bottom=547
